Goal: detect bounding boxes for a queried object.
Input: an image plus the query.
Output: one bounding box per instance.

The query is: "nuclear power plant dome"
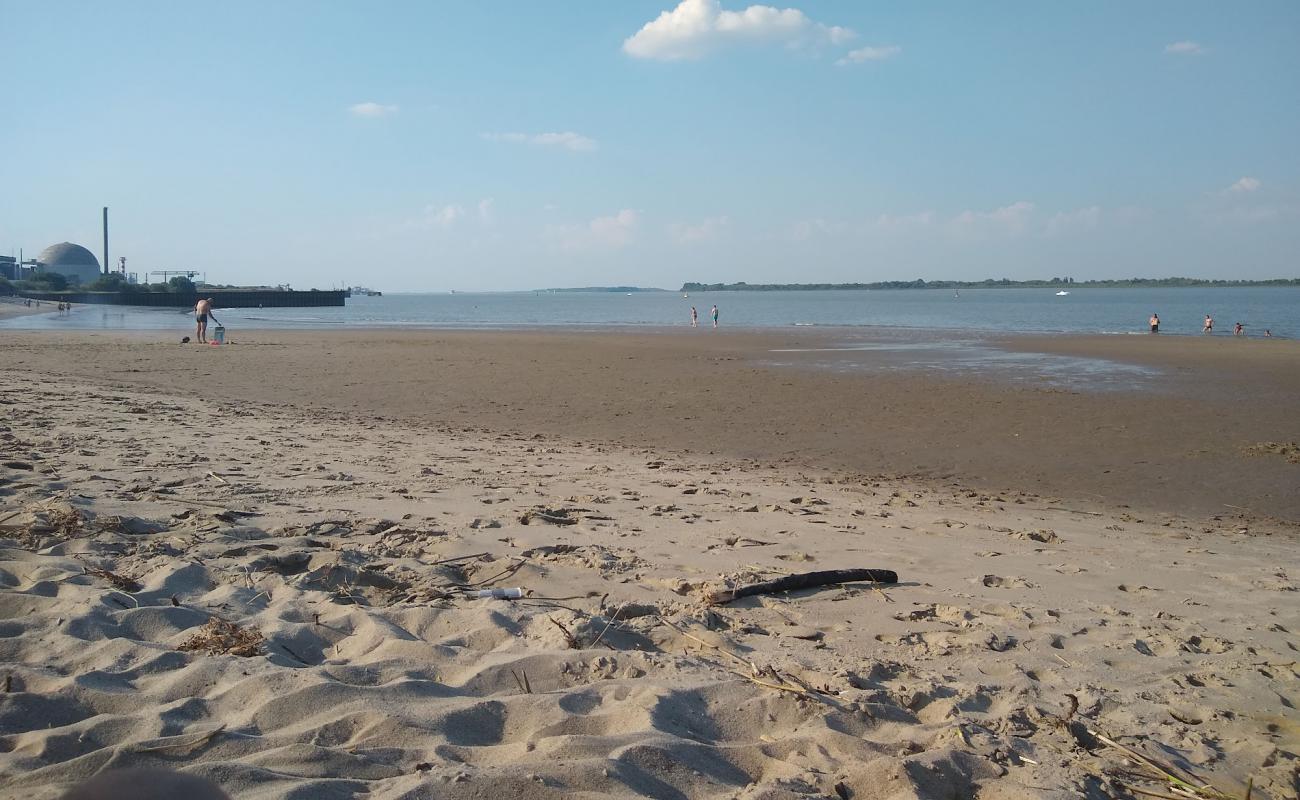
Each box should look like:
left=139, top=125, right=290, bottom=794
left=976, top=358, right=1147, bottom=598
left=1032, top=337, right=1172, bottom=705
left=37, top=242, right=101, bottom=284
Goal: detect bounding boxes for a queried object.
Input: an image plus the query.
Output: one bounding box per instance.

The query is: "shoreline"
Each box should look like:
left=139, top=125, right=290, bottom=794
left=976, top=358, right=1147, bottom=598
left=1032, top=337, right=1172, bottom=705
left=1, top=327, right=1296, bottom=523
left=2, top=314, right=1296, bottom=340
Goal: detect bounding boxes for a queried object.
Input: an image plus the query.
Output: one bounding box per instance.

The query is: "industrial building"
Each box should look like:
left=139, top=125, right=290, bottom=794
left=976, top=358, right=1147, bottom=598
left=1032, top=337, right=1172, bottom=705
left=35, top=242, right=102, bottom=284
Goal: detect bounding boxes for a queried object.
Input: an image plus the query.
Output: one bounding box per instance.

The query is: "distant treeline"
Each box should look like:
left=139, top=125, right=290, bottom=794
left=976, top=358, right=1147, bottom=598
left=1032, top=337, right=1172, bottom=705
left=541, top=286, right=668, bottom=293
left=680, top=277, right=1300, bottom=292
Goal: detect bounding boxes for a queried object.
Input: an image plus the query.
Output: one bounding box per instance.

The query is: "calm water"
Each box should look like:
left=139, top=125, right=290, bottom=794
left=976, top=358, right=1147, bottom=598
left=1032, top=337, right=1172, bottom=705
left=3, top=286, right=1297, bottom=338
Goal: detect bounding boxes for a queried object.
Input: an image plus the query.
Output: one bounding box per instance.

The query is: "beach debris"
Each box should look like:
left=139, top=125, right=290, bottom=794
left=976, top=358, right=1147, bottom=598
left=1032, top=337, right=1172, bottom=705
left=549, top=616, right=580, bottom=649
left=707, top=568, right=898, bottom=605
left=1242, top=441, right=1300, bottom=464
left=82, top=564, right=142, bottom=593
left=132, top=724, right=228, bottom=754
left=511, top=669, right=533, bottom=694
left=1011, top=528, right=1061, bottom=543
left=657, top=615, right=839, bottom=706
left=471, top=587, right=524, bottom=599
left=519, top=506, right=587, bottom=525
left=178, top=619, right=265, bottom=657
left=1087, top=726, right=1243, bottom=799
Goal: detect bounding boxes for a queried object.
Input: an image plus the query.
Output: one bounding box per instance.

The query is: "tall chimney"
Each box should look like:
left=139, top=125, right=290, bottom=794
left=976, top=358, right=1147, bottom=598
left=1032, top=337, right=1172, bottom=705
left=102, top=207, right=109, bottom=274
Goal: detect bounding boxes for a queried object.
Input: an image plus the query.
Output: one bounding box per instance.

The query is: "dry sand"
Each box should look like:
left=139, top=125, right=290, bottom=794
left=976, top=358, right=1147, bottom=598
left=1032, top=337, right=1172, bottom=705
left=0, top=330, right=1297, bottom=799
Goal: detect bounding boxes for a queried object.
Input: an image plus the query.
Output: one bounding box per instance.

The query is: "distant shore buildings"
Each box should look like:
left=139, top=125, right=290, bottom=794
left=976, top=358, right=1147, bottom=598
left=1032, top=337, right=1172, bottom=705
left=35, top=242, right=102, bottom=284
left=1, top=241, right=107, bottom=284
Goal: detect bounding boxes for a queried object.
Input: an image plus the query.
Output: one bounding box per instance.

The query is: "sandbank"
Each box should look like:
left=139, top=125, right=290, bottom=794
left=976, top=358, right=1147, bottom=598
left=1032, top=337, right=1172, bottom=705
left=0, top=328, right=1296, bottom=521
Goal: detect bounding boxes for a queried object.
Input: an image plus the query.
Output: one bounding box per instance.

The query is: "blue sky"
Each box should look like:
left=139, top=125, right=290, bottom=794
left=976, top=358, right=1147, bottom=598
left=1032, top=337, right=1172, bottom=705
left=2, top=1, right=1297, bottom=291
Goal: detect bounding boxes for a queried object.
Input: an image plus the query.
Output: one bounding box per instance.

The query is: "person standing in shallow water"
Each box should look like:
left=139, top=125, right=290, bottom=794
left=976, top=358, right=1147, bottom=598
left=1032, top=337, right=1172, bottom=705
left=1204, top=314, right=1213, bottom=334
left=1149, top=313, right=1159, bottom=333
left=711, top=304, right=719, bottom=328
left=690, top=306, right=698, bottom=327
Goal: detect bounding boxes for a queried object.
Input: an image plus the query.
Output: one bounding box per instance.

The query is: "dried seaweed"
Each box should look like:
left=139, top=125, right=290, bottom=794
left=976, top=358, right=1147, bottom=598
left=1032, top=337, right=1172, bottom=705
left=178, top=619, right=265, bottom=657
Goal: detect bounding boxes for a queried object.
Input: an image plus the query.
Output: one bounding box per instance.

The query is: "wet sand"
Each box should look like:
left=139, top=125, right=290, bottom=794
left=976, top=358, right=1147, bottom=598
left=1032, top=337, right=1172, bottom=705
left=0, top=328, right=1296, bottom=523
left=0, top=299, right=51, bottom=321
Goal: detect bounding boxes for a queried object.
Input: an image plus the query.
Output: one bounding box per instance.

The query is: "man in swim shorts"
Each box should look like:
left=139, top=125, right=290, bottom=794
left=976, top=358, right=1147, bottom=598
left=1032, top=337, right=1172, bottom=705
left=194, top=297, right=219, bottom=343
left=1204, top=314, right=1213, bottom=333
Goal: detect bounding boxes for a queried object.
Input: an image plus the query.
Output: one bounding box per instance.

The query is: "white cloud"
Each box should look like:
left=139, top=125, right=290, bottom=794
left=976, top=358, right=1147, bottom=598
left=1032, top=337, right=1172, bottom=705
left=547, top=209, right=639, bottom=251
left=477, top=198, right=495, bottom=224
left=482, top=131, right=597, bottom=152
left=1164, top=41, right=1205, bottom=55
left=1044, top=206, right=1101, bottom=237
left=669, top=216, right=729, bottom=243
left=1206, top=203, right=1298, bottom=225
left=951, top=201, right=1036, bottom=236
left=871, top=211, right=933, bottom=231
left=389, top=203, right=466, bottom=233
left=836, top=45, right=901, bottom=66
left=624, top=0, right=854, bottom=61
left=420, top=204, right=463, bottom=229
left=349, top=102, right=399, bottom=117
left=1227, top=176, right=1261, bottom=193
left=786, top=218, right=849, bottom=241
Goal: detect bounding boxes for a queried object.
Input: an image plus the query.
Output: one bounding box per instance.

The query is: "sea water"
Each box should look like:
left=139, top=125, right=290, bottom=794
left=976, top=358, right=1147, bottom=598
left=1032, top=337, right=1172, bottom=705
left=4, top=286, right=1297, bottom=338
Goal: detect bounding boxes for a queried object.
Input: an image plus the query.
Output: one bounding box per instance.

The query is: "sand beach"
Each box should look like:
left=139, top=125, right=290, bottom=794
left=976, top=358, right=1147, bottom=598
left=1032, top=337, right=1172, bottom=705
left=0, top=329, right=1296, bottom=799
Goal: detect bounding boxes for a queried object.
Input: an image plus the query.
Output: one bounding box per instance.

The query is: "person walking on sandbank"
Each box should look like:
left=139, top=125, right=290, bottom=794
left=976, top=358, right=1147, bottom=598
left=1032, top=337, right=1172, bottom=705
left=1204, top=314, right=1213, bottom=334
left=1149, top=313, right=1159, bottom=333
left=711, top=304, right=719, bottom=328
left=690, top=306, right=698, bottom=327
left=194, top=297, right=219, bottom=343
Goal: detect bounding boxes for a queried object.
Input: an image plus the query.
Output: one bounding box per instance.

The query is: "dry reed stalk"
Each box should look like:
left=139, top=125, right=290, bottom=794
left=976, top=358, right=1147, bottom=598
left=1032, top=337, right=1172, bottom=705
left=656, top=615, right=837, bottom=706
left=590, top=602, right=627, bottom=649
left=429, top=552, right=489, bottom=566
left=464, top=558, right=526, bottom=587
left=133, top=724, right=228, bottom=754
left=549, top=617, right=579, bottom=649
left=1089, top=727, right=1241, bottom=800
left=511, top=669, right=532, bottom=694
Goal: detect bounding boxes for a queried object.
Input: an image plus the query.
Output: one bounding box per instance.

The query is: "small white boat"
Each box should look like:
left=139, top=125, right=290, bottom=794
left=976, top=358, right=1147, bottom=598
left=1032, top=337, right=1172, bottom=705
left=1055, top=290, right=1070, bottom=296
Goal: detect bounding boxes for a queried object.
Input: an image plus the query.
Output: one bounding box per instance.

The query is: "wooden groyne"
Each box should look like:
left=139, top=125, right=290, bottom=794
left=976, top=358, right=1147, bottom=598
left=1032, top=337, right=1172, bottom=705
left=18, top=289, right=349, bottom=308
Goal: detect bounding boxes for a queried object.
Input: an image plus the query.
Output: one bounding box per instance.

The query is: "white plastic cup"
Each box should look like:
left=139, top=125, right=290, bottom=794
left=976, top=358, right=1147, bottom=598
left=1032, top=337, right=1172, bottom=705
left=473, top=587, right=523, bottom=599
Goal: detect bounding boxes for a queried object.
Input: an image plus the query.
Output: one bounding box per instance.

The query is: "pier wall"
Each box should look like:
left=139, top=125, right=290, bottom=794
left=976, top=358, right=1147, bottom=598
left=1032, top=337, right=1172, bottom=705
left=17, top=290, right=349, bottom=308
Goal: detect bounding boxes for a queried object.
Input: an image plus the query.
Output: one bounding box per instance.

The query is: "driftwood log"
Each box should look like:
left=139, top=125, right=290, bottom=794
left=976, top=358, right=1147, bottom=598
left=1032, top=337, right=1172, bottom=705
left=707, top=568, right=898, bottom=605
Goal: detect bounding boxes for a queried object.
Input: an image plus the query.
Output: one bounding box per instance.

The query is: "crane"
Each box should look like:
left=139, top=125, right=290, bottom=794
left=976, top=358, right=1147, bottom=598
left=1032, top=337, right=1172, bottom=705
left=147, top=270, right=200, bottom=283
